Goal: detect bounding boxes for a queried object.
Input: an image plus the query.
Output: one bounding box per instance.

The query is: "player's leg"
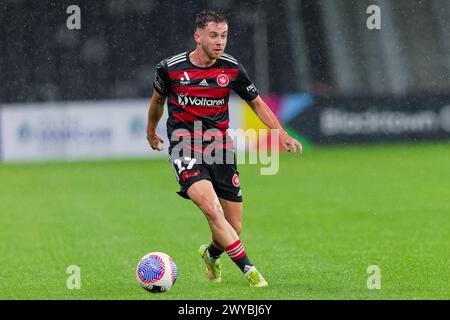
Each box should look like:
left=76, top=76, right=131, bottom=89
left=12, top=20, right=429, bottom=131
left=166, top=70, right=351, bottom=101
left=203, top=152, right=243, bottom=259
left=200, top=162, right=267, bottom=287
left=217, top=197, right=267, bottom=287
left=188, top=180, right=266, bottom=287
left=169, top=153, right=225, bottom=282
left=188, top=179, right=234, bottom=283
left=204, top=198, right=242, bottom=258
left=187, top=179, right=238, bottom=248
left=220, top=198, right=242, bottom=235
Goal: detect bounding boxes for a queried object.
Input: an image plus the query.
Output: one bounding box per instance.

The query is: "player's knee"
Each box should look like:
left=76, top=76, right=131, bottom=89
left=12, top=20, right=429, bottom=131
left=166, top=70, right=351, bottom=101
left=202, top=202, right=223, bottom=224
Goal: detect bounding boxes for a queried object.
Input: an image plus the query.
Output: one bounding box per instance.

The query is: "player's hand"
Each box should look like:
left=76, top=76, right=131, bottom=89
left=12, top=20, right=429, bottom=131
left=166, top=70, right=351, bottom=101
left=147, top=131, right=164, bottom=151
left=279, top=132, right=302, bottom=154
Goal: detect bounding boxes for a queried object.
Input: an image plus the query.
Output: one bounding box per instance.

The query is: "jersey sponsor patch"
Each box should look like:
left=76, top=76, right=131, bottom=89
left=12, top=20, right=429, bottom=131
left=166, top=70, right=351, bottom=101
left=181, top=169, right=200, bottom=182
left=246, top=83, right=257, bottom=93
left=176, top=94, right=226, bottom=107
left=180, top=71, right=191, bottom=85
left=154, top=73, right=165, bottom=93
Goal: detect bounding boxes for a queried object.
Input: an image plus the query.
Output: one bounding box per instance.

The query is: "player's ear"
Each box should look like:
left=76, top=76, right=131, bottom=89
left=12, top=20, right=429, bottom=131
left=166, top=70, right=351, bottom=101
left=193, top=31, right=201, bottom=46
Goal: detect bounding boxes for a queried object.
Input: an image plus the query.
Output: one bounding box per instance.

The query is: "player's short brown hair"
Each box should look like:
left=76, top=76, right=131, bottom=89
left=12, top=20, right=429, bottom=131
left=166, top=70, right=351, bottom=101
left=194, top=10, right=227, bottom=31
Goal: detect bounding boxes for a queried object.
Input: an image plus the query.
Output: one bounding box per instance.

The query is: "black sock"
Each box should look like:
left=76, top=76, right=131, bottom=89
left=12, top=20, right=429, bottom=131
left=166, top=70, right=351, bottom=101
left=233, top=254, right=253, bottom=273
left=207, top=242, right=224, bottom=259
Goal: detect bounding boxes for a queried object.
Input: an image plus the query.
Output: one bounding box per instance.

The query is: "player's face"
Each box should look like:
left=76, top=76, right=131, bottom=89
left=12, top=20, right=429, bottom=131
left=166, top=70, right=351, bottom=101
left=197, top=22, right=228, bottom=60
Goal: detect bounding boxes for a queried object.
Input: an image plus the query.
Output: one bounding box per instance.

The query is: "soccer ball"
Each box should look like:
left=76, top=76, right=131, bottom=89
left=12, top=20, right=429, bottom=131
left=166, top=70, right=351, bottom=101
left=136, top=252, right=178, bottom=293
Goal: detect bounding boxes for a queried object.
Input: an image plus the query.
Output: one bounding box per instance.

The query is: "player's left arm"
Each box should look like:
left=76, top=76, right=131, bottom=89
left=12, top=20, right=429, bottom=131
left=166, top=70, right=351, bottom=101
left=246, top=96, right=302, bottom=154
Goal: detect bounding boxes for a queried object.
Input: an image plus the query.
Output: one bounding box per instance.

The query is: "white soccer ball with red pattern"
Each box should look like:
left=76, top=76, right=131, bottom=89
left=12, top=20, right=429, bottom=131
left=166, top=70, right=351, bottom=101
left=136, top=252, right=178, bottom=293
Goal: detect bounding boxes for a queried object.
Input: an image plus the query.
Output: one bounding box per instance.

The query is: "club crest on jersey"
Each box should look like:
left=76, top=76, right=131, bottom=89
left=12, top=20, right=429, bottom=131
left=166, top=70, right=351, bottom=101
left=232, top=173, right=240, bottom=187
left=217, top=74, right=229, bottom=87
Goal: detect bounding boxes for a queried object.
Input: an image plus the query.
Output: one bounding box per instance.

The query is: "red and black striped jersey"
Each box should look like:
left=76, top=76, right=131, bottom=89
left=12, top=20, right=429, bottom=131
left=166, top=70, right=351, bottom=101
left=153, top=50, right=259, bottom=153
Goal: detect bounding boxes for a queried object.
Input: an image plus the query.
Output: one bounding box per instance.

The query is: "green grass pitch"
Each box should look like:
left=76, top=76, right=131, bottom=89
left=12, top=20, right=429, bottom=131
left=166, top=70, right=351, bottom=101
left=0, top=143, right=449, bottom=300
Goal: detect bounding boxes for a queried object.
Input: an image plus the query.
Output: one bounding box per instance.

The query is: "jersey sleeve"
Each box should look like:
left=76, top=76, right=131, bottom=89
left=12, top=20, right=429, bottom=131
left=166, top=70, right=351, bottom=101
left=232, top=63, right=259, bottom=101
left=153, top=60, right=170, bottom=96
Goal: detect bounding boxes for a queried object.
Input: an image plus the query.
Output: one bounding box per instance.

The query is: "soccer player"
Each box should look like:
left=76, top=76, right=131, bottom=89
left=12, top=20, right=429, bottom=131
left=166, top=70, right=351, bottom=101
left=146, top=10, right=302, bottom=288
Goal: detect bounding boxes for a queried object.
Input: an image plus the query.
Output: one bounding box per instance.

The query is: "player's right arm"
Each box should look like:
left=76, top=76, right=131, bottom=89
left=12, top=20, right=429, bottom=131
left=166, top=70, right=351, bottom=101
left=146, top=89, right=166, bottom=151
left=146, top=60, right=170, bottom=151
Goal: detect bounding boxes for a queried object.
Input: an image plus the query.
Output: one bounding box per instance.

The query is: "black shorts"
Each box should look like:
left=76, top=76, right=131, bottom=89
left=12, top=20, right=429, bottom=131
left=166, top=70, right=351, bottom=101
left=168, top=150, right=242, bottom=202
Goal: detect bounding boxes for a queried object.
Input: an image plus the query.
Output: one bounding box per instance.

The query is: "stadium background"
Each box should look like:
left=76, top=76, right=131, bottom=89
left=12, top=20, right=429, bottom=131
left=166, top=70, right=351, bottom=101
left=0, top=0, right=449, bottom=299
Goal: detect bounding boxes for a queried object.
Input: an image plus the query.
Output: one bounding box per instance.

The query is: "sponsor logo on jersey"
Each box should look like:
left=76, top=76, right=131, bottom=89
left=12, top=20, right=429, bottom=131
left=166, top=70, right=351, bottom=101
left=177, top=94, right=225, bottom=107
left=246, top=83, right=257, bottom=93
left=180, top=71, right=191, bottom=85
left=154, top=73, right=165, bottom=92
left=217, top=74, right=229, bottom=87
left=181, top=169, right=200, bottom=182
left=198, top=79, right=209, bottom=86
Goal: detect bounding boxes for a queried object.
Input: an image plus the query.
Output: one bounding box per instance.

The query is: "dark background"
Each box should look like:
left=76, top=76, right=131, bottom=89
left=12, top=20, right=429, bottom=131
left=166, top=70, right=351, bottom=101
left=1, top=0, right=449, bottom=103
